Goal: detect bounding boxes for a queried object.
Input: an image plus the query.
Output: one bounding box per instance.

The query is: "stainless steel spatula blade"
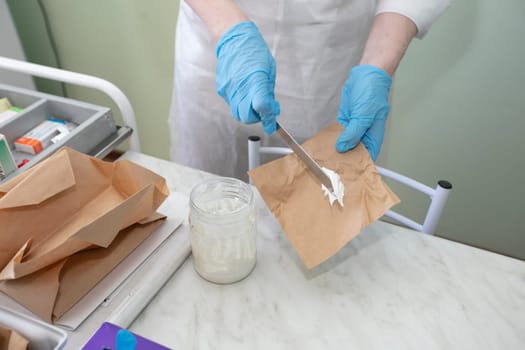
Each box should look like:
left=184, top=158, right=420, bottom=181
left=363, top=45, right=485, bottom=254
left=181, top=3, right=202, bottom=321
left=276, top=122, right=333, bottom=192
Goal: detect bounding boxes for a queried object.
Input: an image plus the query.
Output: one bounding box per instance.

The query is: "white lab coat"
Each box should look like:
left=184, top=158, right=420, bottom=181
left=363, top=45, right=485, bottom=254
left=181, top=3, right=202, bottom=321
left=168, top=0, right=450, bottom=180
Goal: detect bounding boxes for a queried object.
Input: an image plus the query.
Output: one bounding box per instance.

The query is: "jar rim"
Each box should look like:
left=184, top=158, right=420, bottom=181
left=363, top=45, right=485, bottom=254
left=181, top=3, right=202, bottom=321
left=189, top=177, right=253, bottom=217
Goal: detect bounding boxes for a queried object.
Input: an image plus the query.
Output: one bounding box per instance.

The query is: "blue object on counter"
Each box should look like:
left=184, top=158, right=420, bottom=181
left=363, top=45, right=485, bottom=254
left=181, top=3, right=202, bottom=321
left=116, top=329, right=137, bottom=350
left=82, top=322, right=171, bottom=350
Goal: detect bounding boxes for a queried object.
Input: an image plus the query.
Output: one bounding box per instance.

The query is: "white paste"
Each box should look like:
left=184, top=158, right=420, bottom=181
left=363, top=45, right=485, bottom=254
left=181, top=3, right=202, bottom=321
left=190, top=194, right=256, bottom=284
left=321, top=167, right=345, bottom=207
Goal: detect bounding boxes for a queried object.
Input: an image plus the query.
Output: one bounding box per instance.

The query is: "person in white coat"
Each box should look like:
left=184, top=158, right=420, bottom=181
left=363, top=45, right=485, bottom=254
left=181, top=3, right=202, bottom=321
left=168, top=0, right=451, bottom=180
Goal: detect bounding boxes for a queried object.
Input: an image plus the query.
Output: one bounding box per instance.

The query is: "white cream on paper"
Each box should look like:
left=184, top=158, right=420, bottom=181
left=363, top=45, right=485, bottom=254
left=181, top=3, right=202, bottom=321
left=321, top=167, right=345, bottom=207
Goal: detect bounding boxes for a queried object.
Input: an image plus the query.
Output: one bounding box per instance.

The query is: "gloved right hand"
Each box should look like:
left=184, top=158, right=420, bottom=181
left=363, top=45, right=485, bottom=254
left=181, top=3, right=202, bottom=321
left=216, top=21, right=280, bottom=134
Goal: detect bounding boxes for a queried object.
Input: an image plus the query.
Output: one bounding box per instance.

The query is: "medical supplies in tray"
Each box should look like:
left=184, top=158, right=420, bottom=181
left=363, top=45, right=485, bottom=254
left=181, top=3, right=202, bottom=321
left=0, top=83, right=131, bottom=183
left=0, top=97, right=23, bottom=122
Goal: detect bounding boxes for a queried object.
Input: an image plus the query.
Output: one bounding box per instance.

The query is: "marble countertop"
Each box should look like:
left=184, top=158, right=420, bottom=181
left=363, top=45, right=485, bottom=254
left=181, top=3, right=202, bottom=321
left=120, top=151, right=525, bottom=350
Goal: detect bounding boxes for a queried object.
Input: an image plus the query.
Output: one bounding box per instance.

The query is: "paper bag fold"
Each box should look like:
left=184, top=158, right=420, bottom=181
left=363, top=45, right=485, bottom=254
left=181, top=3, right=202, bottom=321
left=0, top=149, right=75, bottom=208
left=0, top=217, right=166, bottom=323
left=0, top=326, right=29, bottom=350
left=0, top=147, right=171, bottom=322
left=0, top=147, right=168, bottom=280
left=249, top=122, right=400, bottom=268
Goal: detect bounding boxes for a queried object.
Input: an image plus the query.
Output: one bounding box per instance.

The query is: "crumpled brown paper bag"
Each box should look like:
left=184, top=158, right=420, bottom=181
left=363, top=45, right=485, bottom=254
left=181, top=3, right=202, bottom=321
left=0, top=217, right=165, bottom=323
left=249, top=122, right=400, bottom=268
left=0, top=147, right=169, bottom=322
left=0, top=326, right=28, bottom=350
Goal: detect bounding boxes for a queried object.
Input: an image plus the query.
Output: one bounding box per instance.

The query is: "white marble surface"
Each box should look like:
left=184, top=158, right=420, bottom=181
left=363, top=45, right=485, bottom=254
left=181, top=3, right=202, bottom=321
left=122, top=152, right=525, bottom=350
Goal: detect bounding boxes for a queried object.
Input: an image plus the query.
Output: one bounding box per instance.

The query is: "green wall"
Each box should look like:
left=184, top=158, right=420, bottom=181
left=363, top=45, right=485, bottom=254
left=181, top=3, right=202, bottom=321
left=7, top=0, right=64, bottom=95
left=380, top=1, right=525, bottom=259
left=8, top=1, right=525, bottom=259
left=8, top=0, right=179, bottom=159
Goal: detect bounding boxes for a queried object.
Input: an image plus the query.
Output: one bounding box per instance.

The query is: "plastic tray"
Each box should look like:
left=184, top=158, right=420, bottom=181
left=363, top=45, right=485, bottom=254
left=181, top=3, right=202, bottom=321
left=0, top=83, right=130, bottom=183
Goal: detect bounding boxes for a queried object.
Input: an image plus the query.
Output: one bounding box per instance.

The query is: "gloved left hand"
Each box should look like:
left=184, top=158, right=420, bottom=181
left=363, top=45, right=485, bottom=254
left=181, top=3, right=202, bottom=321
left=335, top=64, right=392, bottom=161
left=216, top=21, right=280, bottom=134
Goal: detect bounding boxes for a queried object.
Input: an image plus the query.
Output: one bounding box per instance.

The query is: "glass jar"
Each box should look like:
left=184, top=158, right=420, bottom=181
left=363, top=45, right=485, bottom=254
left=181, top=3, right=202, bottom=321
left=189, top=177, right=256, bottom=284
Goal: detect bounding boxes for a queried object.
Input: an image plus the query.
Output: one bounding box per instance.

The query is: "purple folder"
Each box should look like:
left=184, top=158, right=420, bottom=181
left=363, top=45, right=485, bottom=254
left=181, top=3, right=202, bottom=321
left=82, top=322, right=172, bottom=350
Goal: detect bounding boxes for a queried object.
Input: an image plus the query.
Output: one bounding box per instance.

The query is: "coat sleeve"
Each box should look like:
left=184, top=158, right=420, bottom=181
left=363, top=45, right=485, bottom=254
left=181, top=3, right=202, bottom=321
left=376, top=0, right=452, bottom=38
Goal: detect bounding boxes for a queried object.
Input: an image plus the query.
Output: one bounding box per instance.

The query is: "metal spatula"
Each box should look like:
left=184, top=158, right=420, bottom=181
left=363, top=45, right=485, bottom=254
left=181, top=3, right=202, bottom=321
left=276, top=122, right=333, bottom=192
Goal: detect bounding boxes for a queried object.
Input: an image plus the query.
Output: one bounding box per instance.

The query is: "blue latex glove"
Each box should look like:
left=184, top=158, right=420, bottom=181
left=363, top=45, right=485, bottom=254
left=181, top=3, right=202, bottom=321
left=336, top=64, right=392, bottom=161
left=115, top=329, right=137, bottom=350
left=216, top=21, right=280, bottom=134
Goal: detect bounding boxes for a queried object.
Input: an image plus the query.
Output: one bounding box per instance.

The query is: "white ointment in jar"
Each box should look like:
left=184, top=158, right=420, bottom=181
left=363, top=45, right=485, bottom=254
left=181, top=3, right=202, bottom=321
left=189, top=177, right=256, bottom=284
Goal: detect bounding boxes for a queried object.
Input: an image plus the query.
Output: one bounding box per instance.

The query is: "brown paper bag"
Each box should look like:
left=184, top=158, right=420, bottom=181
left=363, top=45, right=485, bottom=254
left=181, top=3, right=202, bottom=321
left=0, top=327, right=28, bottom=350
left=0, top=217, right=165, bottom=323
left=0, top=147, right=170, bottom=322
left=249, top=122, right=400, bottom=268
left=0, top=147, right=168, bottom=280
